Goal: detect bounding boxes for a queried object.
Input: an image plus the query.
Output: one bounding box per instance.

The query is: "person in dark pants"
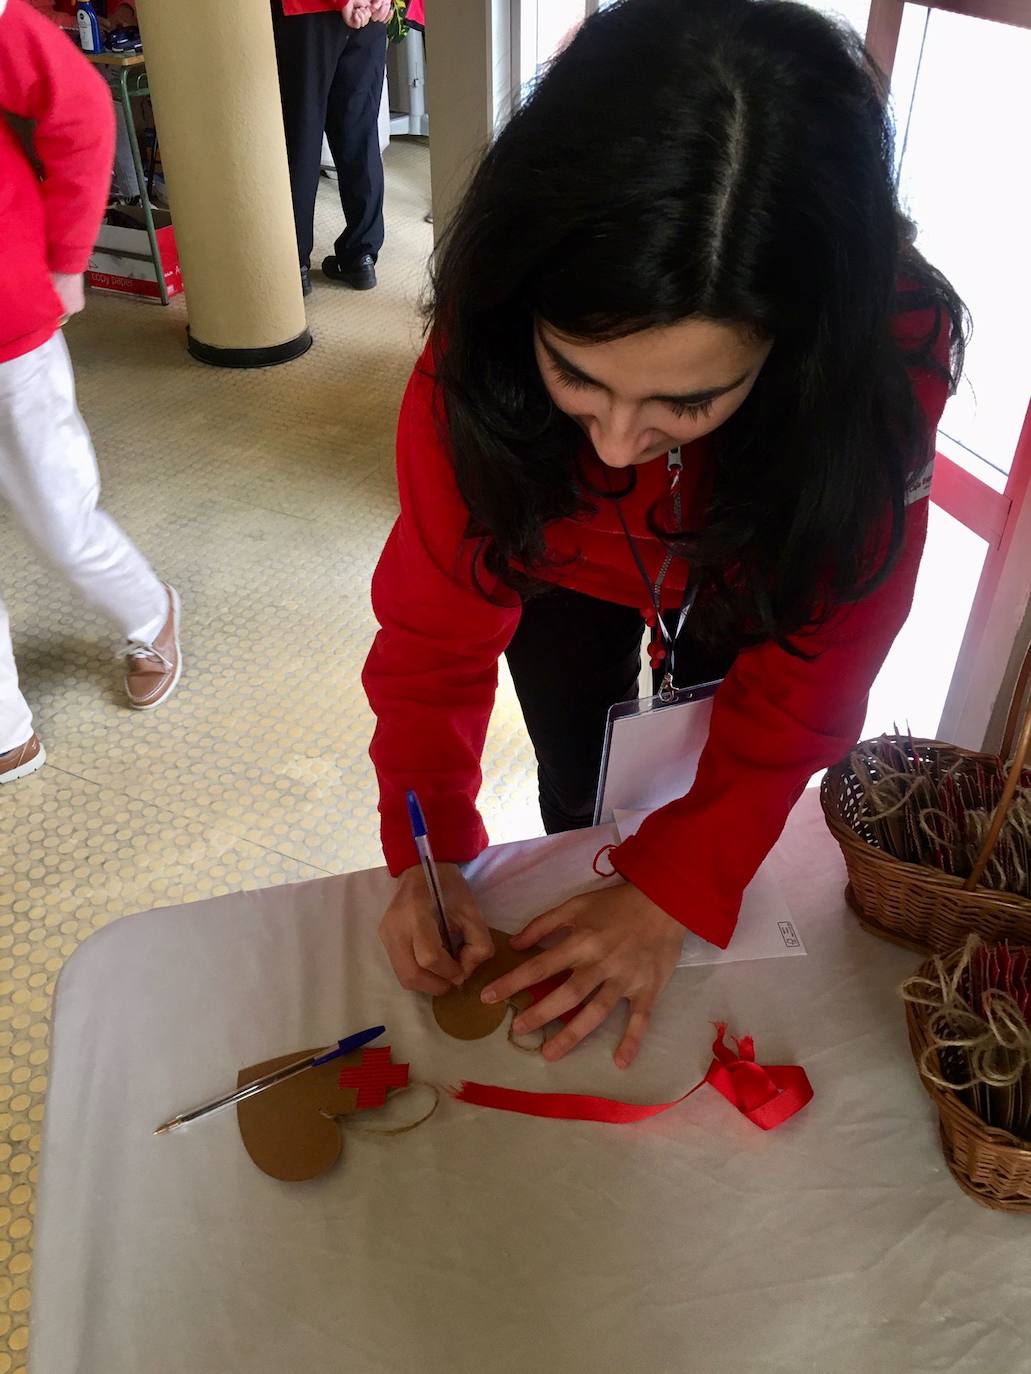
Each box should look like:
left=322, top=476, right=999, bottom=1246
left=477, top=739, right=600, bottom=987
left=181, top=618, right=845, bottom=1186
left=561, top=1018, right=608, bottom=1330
left=271, top=0, right=389, bottom=296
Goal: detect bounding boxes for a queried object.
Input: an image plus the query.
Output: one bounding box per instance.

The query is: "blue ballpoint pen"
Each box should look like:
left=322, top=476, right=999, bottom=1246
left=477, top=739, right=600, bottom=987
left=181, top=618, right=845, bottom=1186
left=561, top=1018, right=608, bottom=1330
left=406, top=790, right=459, bottom=961
left=154, top=1024, right=386, bottom=1135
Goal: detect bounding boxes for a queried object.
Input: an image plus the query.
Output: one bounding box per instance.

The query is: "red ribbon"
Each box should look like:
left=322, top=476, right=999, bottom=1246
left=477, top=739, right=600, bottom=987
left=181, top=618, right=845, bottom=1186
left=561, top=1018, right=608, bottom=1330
left=451, top=1024, right=812, bottom=1131
left=592, top=844, right=618, bottom=877
left=704, top=1025, right=813, bottom=1130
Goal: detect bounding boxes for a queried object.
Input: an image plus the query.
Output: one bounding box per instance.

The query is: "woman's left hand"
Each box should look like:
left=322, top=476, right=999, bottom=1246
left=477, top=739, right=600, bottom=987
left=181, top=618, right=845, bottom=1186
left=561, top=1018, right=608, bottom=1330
left=480, top=883, right=684, bottom=1067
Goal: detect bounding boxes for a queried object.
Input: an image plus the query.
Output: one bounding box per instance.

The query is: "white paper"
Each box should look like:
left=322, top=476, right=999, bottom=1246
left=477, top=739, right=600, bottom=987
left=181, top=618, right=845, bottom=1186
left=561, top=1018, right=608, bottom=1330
left=463, top=825, right=622, bottom=932
left=614, top=809, right=807, bottom=967
left=595, top=693, right=714, bottom=822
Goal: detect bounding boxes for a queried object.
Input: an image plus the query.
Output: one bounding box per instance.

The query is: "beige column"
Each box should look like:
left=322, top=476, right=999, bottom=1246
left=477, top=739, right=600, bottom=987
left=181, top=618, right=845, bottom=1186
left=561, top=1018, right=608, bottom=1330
left=136, top=0, right=310, bottom=366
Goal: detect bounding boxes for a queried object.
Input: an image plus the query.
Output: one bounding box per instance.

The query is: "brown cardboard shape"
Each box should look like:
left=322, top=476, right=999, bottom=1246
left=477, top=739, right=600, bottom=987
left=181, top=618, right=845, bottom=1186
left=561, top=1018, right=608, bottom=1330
left=433, top=929, right=536, bottom=1040
left=236, top=1049, right=361, bottom=1182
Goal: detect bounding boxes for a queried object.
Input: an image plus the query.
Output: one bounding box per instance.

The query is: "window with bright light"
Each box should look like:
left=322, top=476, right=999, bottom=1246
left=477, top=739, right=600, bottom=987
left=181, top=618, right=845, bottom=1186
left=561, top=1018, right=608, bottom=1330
left=892, top=8, right=1031, bottom=486
left=534, top=0, right=585, bottom=70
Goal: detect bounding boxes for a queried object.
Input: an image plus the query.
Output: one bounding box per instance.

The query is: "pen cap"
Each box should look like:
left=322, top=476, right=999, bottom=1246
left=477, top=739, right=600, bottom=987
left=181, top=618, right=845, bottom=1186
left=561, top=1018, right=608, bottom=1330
left=406, top=790, right=428, bottom=839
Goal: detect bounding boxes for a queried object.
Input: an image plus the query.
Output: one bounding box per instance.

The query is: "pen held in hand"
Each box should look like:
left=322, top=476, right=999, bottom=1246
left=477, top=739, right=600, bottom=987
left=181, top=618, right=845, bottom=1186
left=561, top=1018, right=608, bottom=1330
left=406, top=790, right=459, bottom=962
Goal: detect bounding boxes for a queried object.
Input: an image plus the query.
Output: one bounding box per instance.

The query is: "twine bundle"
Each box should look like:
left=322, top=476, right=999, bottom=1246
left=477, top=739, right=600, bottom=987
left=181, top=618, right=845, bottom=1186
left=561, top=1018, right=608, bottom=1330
left=850, top=734, right=1031, bottom=899
left=900, top=936, right=1031, bottom=1140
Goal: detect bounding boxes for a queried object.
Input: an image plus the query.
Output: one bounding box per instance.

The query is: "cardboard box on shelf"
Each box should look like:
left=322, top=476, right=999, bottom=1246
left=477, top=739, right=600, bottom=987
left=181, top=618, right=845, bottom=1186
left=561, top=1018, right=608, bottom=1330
left=87, top=206, right=183, bottom=303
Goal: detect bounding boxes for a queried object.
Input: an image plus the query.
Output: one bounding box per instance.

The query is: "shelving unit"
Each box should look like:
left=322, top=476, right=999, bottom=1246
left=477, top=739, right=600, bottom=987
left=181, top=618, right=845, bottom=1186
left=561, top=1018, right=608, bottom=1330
left=86, top=51, right=169, bottom=307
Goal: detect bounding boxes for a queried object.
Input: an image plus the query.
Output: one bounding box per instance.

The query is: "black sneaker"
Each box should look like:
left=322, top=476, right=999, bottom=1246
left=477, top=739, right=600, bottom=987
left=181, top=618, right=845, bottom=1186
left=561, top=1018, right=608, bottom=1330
left=322, top=253, right=377, bottom=291
left=300, top=265, right=312, bottom=297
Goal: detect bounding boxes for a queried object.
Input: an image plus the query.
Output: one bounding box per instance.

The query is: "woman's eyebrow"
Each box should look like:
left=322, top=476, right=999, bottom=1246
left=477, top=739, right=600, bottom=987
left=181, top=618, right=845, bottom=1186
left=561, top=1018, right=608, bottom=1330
left=652, top=372, right=751, bottom=405
left=542, top=337, right=750, bottom=405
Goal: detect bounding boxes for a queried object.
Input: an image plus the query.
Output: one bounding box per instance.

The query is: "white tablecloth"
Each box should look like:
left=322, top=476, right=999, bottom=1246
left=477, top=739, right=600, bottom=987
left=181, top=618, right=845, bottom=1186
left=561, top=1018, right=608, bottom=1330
left=31, top=794, right=1031, bottom=1373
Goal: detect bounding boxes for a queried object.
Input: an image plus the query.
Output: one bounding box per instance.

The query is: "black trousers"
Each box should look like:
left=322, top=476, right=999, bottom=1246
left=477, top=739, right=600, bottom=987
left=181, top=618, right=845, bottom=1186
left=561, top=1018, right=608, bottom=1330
left=505, top=585, right=737, bottom=834
left=270, top=6, right=387, bottom=271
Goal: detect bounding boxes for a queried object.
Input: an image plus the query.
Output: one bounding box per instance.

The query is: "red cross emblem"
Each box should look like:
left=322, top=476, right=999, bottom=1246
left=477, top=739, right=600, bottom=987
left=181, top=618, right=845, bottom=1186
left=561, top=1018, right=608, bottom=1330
left=338, top=1046, right=409, bottom=1108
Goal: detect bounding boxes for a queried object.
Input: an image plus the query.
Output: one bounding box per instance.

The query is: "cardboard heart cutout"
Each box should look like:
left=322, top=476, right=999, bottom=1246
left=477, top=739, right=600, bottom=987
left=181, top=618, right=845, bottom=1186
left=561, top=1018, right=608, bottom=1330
left=237, top=1048, right=363, bottom=1182
left=433, top=929, right=537, bottom=1040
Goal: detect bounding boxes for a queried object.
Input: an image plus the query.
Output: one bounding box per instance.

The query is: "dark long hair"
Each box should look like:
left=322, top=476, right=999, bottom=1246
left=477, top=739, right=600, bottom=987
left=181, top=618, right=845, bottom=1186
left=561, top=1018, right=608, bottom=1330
left=426, top=0, right=967, bottom=648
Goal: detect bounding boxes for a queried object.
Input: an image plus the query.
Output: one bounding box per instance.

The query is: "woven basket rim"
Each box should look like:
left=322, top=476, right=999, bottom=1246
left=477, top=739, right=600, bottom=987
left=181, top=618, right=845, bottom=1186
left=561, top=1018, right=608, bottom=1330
left=906, top=949, right=1031, bottom=1158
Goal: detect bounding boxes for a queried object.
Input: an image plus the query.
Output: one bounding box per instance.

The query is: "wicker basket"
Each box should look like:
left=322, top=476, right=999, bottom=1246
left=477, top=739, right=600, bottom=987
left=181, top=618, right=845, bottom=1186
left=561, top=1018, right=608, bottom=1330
left=905, top=947, right=1031, bottom=1211
left=821, top=672, right=1031, bottom=954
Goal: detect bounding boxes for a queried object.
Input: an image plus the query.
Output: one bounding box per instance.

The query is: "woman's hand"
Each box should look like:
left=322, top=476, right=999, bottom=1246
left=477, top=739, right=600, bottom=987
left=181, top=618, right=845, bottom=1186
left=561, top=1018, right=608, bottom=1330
left=481, top=884, right=683, bottom=1067
left=50, top=272, right=85, bottom=325
left=379, top=862, right=495, bottom=995
left=342, top=1, right=372, bottom=28
left=368, top=0, right=393, bottom=21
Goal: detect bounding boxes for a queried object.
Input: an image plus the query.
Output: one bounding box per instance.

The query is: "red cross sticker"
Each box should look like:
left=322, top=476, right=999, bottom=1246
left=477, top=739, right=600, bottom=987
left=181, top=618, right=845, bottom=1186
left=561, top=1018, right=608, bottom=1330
left=338, top=1046, right=409, bottom=1109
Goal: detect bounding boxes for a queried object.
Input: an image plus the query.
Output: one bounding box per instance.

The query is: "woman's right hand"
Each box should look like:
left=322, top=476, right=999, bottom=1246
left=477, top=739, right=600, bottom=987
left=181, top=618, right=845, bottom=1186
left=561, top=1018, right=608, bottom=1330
left=379, top=862, right=495, bottom=995
left=342, top=1, right=371, bottom=28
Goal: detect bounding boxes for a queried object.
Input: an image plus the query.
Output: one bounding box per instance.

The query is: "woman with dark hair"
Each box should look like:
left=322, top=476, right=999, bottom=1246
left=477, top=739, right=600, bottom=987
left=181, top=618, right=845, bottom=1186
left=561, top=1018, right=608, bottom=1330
left=363, top=0, right=967, bottom=1066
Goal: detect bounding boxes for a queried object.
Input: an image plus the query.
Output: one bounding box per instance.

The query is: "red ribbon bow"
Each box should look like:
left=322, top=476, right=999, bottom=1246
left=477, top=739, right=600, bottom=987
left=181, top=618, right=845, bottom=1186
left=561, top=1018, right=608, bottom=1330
left=704, top=1023, right=813, bottom=1130
left=451, top=1023, right=812, bottom=1131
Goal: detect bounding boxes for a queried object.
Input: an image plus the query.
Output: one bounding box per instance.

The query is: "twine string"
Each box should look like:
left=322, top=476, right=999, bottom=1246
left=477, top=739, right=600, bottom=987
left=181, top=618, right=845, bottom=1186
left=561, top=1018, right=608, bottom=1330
left=900, top=938, right=1031, bottom=1097
left=321, top=1081, right=441, bottom=1137
left=850, top=743, right=1031, bottom=898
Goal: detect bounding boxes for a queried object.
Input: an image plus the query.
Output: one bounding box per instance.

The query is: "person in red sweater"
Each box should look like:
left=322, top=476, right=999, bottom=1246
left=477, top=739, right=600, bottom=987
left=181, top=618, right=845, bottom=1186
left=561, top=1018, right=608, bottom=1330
left=364, top=0, right=967, bottom=1064
left=271, top=0, right=392, bottom=296
left=0, top=0, right=181, bottom=784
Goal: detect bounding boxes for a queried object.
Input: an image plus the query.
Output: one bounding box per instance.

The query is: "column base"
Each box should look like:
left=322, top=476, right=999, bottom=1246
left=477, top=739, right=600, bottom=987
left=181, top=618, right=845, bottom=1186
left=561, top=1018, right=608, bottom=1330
left=186, top=327, right=313, bottom=369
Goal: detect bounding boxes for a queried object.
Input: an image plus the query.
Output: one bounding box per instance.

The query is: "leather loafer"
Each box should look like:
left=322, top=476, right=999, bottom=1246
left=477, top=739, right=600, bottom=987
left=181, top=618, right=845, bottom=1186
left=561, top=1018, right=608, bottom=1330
left=0, top=733, right=45, bottom=783
left=124, top=584, right=182, bottom=711
left=322, top=253, right=377, bottom=291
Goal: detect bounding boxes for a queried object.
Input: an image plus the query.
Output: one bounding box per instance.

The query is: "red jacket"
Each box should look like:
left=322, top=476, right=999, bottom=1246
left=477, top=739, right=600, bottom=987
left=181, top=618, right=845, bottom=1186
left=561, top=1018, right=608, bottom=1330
left=0, top=0, right=114, bottom=365
left=363, top=309, right=948, bottom=947
left=280, top=1, right=345, bottom=14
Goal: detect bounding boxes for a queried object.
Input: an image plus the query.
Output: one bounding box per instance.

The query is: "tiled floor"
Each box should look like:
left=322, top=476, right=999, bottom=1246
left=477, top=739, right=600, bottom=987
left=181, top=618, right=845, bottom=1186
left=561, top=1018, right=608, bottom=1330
left=0, top=140, right=541, bottom=1370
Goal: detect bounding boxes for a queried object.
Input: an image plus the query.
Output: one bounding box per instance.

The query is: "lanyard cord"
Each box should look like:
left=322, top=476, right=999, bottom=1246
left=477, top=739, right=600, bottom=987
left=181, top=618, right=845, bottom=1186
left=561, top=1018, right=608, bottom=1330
left=614, top=449, right=696, bottom=699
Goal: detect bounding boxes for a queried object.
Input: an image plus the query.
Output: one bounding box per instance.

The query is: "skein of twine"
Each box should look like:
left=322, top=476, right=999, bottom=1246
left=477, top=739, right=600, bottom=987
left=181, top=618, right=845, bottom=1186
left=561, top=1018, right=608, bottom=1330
left=853, top=746, right=1031, bottom=897
left=849, top=752, right=931, bottom=822
left=963, top=806, right=1030, bottom=894
left=899, top=937, right=1031, bottom=1094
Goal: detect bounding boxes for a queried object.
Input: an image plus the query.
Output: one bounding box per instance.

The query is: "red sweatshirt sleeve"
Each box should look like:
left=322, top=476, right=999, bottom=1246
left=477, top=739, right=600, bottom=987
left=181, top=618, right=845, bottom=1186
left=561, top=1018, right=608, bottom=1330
left=0, top=0, right=114, bottom=274
left=363, top=354, right=523, bottom=875
left=610, top=348, right=951, bottom=948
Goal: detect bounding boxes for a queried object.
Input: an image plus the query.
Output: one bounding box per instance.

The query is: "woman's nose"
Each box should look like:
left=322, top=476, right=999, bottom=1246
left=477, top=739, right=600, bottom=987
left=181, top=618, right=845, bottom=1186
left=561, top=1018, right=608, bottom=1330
left=589, top=406, right=645, bottom=469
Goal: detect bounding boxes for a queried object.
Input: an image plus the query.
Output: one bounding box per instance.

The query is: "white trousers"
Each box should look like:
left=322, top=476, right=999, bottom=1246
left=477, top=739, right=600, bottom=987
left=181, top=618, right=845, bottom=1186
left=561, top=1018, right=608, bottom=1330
left=0, top=333, right=166, bottom=752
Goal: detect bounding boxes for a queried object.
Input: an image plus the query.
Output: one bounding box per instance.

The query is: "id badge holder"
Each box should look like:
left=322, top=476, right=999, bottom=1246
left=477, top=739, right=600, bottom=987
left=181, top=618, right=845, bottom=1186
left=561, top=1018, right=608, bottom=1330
left=593, top=679, right=720, bottom=825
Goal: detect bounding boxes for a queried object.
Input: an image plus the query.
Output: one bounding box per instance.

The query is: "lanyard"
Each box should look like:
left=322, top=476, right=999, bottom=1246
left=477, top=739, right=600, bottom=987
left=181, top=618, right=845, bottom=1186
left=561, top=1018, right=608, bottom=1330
left=614, top=448, right=697, bottom=701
